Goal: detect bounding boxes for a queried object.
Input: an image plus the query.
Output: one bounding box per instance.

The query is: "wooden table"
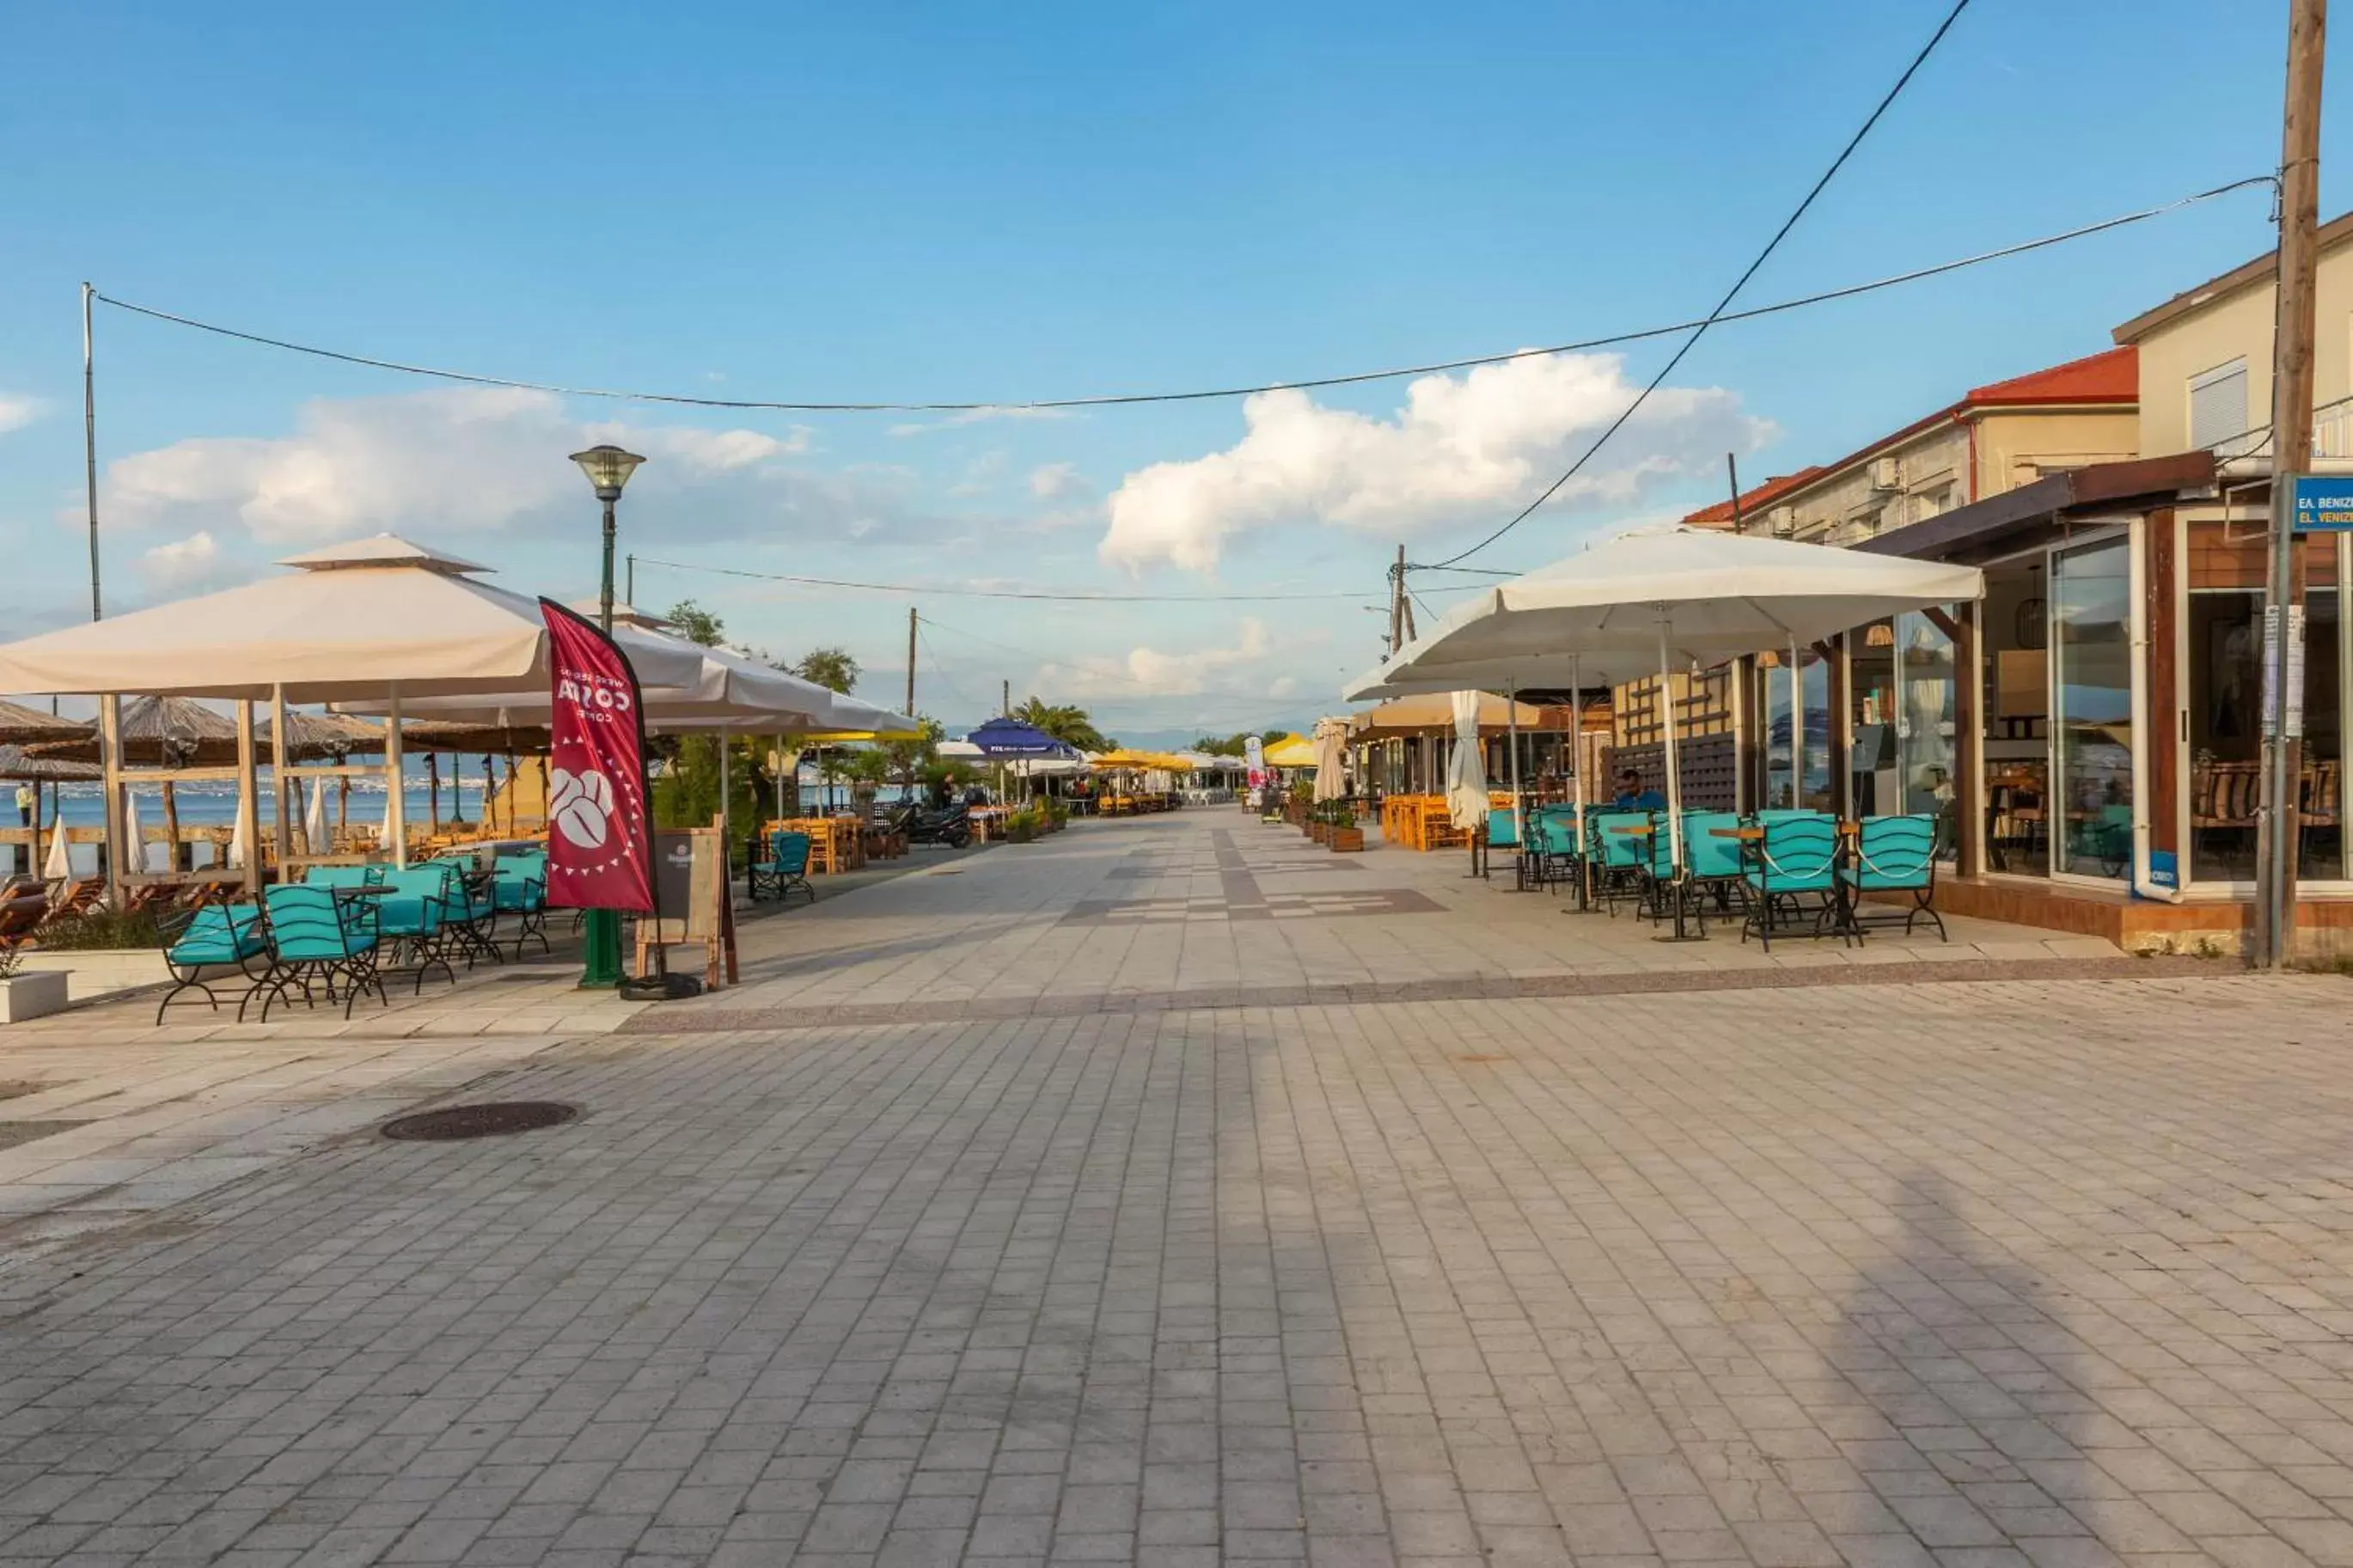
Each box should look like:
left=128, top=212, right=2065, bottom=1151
left=768, top=817, right=860, bottom=874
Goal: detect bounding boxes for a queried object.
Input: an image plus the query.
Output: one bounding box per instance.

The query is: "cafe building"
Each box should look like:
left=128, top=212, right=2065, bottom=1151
left=1672, top=216, right=2353, bottom=954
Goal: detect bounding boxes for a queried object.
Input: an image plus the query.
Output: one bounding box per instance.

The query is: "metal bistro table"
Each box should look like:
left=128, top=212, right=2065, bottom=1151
left=1608, top=821, right=1706, bottom=943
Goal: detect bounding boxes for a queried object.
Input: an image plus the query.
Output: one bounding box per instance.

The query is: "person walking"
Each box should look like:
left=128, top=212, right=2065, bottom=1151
left=13, top=783, right=33, bottom=877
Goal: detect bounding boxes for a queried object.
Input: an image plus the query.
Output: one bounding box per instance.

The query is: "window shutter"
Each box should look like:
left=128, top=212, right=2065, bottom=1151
left=2190, top=359, right=2249, bottom=449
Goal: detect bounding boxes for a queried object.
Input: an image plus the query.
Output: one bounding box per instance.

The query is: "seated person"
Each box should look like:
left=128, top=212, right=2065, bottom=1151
left=1610, top=768, right=1667, bottom=810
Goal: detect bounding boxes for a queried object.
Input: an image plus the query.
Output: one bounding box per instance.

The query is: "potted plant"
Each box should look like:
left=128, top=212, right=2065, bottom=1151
left=0, top=945, right=69, bottom=1024
left=1005, top=806, right=1041, bottom=844
left=1329, top=806, right=1365, bottom=853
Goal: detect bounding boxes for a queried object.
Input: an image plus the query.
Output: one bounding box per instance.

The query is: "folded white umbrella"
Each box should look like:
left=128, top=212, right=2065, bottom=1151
left=43, top=812, right=70, bottom=880
left=1444, top=692, right=1489, bottom=831
left=1356, top=526, right=1983, bottom=884
left=1311, top=719, right=1349, bottom=804
left=122, top=788, right=152, bottom=876
left=303, top=775, right=329, bottom=854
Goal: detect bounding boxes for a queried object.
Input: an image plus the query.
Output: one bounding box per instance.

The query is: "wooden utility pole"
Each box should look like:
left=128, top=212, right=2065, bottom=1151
left=1388, top=546, right=1408, bottom=656
left=1002, top=678, right=1011, bottom=717
left=905, top=607, right=918, bottom=717
left=1727, top=453, right=1746, bottom=534
left=2258, top=0, right=2326, bottom=968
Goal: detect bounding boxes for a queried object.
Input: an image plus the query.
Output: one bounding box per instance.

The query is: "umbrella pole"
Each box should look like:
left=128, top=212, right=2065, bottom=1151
left=270, top=684, right=292, bottom=875
left=386, top=692, right=408, bottom=872
left=1657, top=614, right=1702, bottom=943
left=1507, top=683, right=1523, bottom=873
left=1571, top=654, right=1591, bottom=912
left=428, top=753, right=440, bottom=833
left=1788, top=637, right=1803, bottom=809
left=162, top=779, right=181, bottom=875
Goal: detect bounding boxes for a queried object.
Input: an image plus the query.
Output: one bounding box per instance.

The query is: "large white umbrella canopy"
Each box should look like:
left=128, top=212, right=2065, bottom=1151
left=0, top=536, right=706, bottom=700
left=1360, top=526, right=1982, bottom=880
left=1368, top=527, right=1983, bottom=678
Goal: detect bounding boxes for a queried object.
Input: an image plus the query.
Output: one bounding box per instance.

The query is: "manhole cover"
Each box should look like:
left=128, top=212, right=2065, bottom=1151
left=382, top=1102, right=578, bottom=1141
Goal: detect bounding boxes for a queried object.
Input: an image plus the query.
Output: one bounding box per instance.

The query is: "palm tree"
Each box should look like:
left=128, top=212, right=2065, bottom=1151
left=1012, top=697, right=1109, bottom=753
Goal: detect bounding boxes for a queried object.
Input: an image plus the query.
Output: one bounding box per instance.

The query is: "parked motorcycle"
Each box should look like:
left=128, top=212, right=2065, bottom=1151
left=890, top=801, right=974, bottom=849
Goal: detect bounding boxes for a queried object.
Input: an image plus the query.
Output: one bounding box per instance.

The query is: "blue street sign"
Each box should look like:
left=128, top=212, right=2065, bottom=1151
left=2293, top=474, right=2353, bottom=531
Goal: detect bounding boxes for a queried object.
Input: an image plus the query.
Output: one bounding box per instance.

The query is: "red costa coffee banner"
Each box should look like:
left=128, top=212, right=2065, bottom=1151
left=539, top=599, right=655, bottom=913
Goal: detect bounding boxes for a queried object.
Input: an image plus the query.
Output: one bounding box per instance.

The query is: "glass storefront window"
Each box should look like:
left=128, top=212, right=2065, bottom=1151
left=1758, top=651, right=1833, bottom=810
left=1849, top=624, right=1897, bottom=817
left=1896, top=610, right=1959, bottom=855
left=2053, top=537, right=2134, bottom=880
left=2185, top=525, right=2342, bottom=883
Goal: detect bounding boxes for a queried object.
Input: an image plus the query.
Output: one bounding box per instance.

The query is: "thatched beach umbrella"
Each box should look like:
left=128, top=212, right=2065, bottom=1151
left=0, top=699, right=91, bottom=748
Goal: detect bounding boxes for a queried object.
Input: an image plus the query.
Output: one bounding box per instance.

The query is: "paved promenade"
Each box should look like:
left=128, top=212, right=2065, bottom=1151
left=2, top=813, right=2350, bottom=1567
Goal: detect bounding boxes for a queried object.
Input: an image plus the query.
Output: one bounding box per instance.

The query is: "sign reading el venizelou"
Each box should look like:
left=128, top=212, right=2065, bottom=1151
left=2292, top=475, right=2353, bottom=531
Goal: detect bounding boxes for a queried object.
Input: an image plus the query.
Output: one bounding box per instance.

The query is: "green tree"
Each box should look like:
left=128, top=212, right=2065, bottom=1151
left=1194, top=733, right=1250, bottom=757
left=795, top=647, right=860, bottom=694
left=1011, top=697, right=1109, bottom=753
left=666, top=600, right=725, bottom=648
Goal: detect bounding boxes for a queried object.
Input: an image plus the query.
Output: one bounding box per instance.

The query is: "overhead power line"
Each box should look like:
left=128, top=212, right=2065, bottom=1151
left=1428, top=0, right=1974, bottom=568
left=86, top=174, right=2264, bottom=419
left=636, top=554, right=1459, bottom=604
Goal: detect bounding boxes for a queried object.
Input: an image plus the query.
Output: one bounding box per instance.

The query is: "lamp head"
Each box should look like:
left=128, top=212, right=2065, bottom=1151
left=569, top=444, right=646, bottom=502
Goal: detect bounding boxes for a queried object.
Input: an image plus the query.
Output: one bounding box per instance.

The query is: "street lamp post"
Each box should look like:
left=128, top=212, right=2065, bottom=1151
left=568, top=443, right=646, bottom=990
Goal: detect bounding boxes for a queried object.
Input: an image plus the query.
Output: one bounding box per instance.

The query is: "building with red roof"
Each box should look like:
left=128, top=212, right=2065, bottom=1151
left=1682, top=346, right=2137, bottom=545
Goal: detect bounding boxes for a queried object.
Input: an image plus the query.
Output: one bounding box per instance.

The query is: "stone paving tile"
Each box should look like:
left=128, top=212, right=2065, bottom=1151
left=0, top=809, right=2345, bottom=1566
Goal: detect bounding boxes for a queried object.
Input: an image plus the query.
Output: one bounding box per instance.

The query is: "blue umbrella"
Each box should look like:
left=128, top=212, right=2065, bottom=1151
left=965, top=717, right=1077, bottom=758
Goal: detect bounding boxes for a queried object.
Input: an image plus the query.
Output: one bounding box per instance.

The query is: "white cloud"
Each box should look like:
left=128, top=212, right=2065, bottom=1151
left=0, top=394, right=46, bottom=435
left=1099, top=351, right=1769, bottom=573
left=101, top=388, right=919, bottom=547
left=1037, top=619, right=1278, bottom=699
left=138, top=530, right=227, bottom=592
left=1029, top=461, right=1087, bottom=501
left=889, top=406, right=1073, bottom=437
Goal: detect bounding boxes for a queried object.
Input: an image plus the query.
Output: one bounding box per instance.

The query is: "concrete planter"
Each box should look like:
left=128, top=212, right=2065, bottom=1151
left=9, top=949, right=172, bottom=1002
left=0, top=970, right=71, bottom=1023
left=1329, top=827, right=1366, bottom=852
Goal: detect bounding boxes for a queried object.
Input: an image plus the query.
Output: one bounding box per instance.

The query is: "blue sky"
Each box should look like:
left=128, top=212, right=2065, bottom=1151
left=0, top=1, right=2331, bottom=741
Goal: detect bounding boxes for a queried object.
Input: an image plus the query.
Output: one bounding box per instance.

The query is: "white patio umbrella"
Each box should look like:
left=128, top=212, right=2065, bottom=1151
left=0, top=536, right=708, bottom=886
left=1357, top=526, right=1981, bottom=901
left=44, top=814, right=70, bottom=880
left=1443, top=692, right=1488, bottom=831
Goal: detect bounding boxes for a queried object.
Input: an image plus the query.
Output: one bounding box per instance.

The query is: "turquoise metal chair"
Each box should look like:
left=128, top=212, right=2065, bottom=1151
left=154, top=900, right=271, bottom=1025
left=1585, top=808, right=1653, bottom=916
left=748, top=830, right=816, bottom=906
left=430, top=856, right=503, bottom=966
left=1678, top=810, right=1748, bottom=935
left=255, top=884, right=385, bottom=1020
left=377, top=865, right=461, bottom=988
left=492, top=858, right=549, bottom=956
left=1841, top=814, right=1946, bottom=941
left=1526, top=805, right=1582, bottom=894
left=1739, top=814, right=1851, bottom=951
